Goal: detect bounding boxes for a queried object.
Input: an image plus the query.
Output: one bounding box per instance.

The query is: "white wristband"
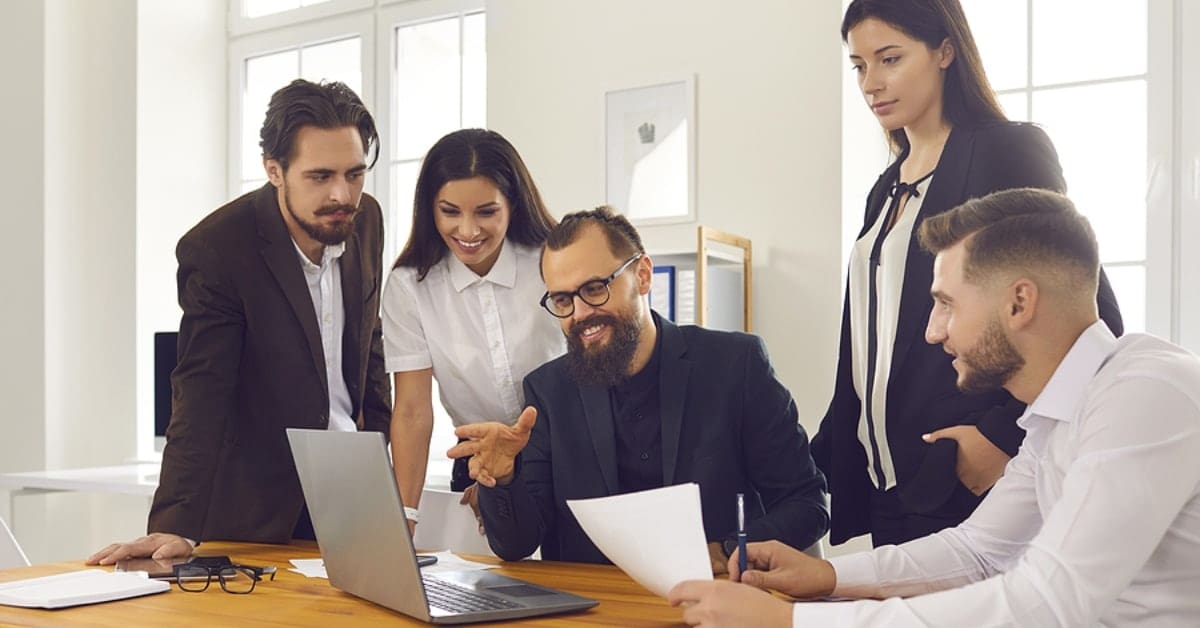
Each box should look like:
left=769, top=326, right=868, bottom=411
left=403, top=506, right=420, bottom=523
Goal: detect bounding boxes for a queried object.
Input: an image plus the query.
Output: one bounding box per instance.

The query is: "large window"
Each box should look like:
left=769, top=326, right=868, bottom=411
left=962, top=0, right=1153, bottom=333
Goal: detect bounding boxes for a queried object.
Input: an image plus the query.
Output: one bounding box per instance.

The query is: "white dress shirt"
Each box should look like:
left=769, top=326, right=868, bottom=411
left=292, top=239, right=356, bottom=432
left=848, top=176, right=932, bottom=490
left=381, top=240, right=565, bottom=426
left=797, top=321, right=1200, bottom=626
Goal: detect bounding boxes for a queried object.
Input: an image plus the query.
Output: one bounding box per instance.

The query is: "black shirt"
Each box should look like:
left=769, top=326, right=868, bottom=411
left=610, top=318, right=664, bottom=494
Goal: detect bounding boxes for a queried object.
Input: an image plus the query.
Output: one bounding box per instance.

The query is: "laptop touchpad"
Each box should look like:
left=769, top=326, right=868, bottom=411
left=487, top=584, right=556, bottom=597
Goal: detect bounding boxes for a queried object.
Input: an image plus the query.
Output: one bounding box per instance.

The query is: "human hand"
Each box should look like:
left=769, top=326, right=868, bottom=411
left=459, top=483, right=484, bottom=534
left=406, top=518, right=417, bottom=538
left=706, top=542, right=729, bottom=576
left=727, top=540, right=835, bottom=599
left=447, top=407, right=537, bottom=487
left=668, top=579, right=792, bottom=628
left=86, top=533, right=193, bottom=566
left=923, top=425, right=1011, bottom=495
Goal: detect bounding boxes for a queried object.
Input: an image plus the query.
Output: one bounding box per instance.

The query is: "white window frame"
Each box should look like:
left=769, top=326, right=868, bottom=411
left=375, top=0, right=485, bottom=266
left=1167, top=0, right=1200, bottom=354
left=227, top=11, right=377, bottom=200
left=230, top=0, right=373, bottom=38
left=375, top=0, right=485, bottom=487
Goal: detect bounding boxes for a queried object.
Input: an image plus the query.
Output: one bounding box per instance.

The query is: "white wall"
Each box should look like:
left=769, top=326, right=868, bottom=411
left=0, top=0, right=48, bottom=525
left=486, top=0, right=845, bottom=433
left=135, top=0, right=228, bottom=461
left=0, top=0, right=226, bottom=563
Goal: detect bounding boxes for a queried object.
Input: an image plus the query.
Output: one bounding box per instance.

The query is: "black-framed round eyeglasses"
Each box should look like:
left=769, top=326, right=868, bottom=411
left=173, top=558, right=277, bottom=594
left=540, top=253, right=643, bottom=318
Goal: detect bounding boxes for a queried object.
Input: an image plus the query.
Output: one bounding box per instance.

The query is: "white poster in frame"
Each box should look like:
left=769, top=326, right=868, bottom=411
left=605, top=76, right=696, bottom=225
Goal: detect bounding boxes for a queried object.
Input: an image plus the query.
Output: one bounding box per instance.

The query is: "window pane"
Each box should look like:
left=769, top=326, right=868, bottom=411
left=960, top=0, right=1027, bottom=91
left=997, top=92, right=1027, bottom=122
left=462, top=12, right=487, bottom=129
left=394, top=18, right=462, bottom=160
left=1033, top=80, right=1146, bottom=262
left=244, top=49, right=299, bottom=180
left=243, top=0, right=329, bottom=18
left=244, top=0, right=299, bottom=18
left=390, top=161, right=421, bottom=262
left=1032, top=0, right=1146, bottom=85
left=1103, top=264, right=1145, bottom=333
left=301, top=37, right=361, bottom=97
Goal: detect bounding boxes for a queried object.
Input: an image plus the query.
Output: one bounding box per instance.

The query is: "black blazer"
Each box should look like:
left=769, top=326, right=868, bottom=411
left=811, top=122, right=1124, bottom=545
left=478, top=315, right=829, bottom=563
left=148, top=183, right=392, bottom=543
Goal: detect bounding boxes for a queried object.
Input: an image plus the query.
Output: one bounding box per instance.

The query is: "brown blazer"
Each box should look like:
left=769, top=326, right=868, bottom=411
left=148, top=183, right=392, bottom=543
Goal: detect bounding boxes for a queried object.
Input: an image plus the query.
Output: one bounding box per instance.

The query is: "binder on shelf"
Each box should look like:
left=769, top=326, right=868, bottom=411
left=650, top=266, right=676, bottom=321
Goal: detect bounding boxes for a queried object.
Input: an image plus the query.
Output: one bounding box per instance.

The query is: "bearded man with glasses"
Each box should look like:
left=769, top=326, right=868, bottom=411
left=449, top=206, right=829, bottom=573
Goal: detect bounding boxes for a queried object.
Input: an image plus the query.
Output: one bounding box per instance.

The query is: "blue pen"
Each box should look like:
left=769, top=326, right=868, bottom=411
left=736, top=492, right=747, bottom=579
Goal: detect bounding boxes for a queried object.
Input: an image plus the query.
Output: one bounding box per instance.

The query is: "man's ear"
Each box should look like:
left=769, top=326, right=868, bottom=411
left=636, top=254, right=654, bottom=296
left=1006, top=278, right=1038, bottom=331
left=264, top=159, right=284, bottom=187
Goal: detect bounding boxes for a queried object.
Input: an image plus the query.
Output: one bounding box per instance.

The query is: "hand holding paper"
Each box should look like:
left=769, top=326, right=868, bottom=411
left=567, top=483, right=712, bottom=598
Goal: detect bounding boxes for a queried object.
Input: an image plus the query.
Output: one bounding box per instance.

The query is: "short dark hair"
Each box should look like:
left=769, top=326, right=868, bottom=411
left=842, top=0, right=1006, bottom=154
left=395, top=129, right=556, bottom=280
left=919, top=188, right=1099, bottom=290
left=259, top=79, right=379, bottom=171
left=542, top=206, right=645, bottom=275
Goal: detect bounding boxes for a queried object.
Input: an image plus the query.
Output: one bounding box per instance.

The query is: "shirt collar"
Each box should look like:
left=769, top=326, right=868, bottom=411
left=1025, top=320, right=1119, bottom=423
left=447, top=239, right=516, bottom=292
left=291, top=238, right=346, bottom=271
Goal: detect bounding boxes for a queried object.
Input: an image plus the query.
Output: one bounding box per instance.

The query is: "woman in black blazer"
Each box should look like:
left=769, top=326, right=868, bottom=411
left=812, top=0, right=1123, bottom=547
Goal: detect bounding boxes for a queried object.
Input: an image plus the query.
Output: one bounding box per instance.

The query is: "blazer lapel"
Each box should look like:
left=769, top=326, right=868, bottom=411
left=255, top=185, right=329, bottom=396
left=657, top=316, right=690, bottom=485
left=579, top=386, right=619, bottom=494
left=890, top=126, right=974, bottom=374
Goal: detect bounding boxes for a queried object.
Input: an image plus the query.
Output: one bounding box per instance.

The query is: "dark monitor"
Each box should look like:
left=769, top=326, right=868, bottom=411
left=154, top=332, right=179, bottom=438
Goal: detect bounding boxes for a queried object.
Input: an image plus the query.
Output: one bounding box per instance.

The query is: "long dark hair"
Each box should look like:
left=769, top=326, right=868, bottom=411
left=395, top=129, right=556, bottom=280
left=842, top=0, right=1006, bottom=154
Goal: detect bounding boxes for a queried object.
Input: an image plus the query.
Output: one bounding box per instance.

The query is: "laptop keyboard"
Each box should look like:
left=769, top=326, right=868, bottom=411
left=422, top=575, right=522, bottom=613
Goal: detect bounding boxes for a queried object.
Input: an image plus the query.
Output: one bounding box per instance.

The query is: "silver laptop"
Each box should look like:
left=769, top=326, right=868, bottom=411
left=286, top=428, right=598, bottom=624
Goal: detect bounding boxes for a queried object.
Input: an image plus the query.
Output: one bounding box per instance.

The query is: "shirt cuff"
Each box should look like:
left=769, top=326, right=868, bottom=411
left=829, top=552, right=879, bottom=598
left=184, top=537, right=198, bottom=549
left=385, top=353, right=433, bottom=373
left=792, top=600, right=857, bottom=627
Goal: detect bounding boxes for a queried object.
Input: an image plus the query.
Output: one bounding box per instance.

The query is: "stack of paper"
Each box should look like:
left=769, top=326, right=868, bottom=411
left=567, top=483, right=712, bottom=598
left=0, top=570, right=169, bottom=609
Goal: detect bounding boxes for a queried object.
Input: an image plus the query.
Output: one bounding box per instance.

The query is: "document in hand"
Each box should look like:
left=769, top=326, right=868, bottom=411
left=566, top=483, right=712, bottom=598
left=0, top=569, right=170, bottom=609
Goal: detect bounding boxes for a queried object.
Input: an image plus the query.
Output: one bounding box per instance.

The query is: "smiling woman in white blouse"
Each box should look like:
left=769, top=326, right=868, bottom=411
left=382, top=129, right=564, bottom=536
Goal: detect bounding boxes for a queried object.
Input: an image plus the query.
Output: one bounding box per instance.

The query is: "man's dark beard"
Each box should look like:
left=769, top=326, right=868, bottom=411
left=565, top=312, right=642, bottom=387
left=284, top=189, right=359, bottom=245
left=957, top=317, right=1025, bottom=393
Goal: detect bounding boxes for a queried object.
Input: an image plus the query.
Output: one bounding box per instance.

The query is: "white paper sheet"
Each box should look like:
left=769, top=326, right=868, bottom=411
left=412, top=489, right=495, bottom=556
left=289, top=551, right=495, bottom=579
left=567, top=483, right=712, bottom=598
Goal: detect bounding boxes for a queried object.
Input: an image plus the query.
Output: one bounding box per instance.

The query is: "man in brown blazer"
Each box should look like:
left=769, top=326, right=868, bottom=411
left=89, top=80, right=391, bottom=564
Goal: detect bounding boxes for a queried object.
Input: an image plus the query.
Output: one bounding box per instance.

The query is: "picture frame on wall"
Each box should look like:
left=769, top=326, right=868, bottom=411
left=604, top=76, right=696, bottom=225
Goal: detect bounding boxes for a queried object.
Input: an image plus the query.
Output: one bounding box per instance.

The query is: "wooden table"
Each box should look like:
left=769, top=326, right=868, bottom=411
left=0, top=541, right=687, bottom=626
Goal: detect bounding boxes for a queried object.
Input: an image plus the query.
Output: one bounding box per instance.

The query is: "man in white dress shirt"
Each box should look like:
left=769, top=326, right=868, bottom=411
left=669, top=187, right=1200, bottom=627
